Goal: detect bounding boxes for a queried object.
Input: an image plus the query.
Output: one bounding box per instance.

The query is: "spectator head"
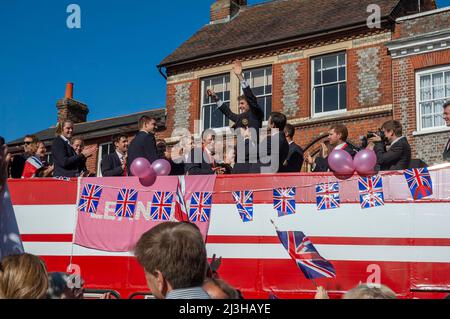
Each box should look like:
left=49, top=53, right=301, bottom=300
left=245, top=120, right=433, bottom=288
left=443, top=101, right=450, bottom=127
left=112, top=134, right=128, bottom=155
left=134, top=222, right=208, bottom=299
left=202, top=130, right=216, bottom=154
left=268, top=112, right=287, bottom=131
left=343, top=284, right=396, bottom=299
left=381, top=120, right=403, bottom=143
left=284, top=124, right=295, bottom=141
left=0, top=253, right=48, bottom=299
left=156, top=139, right=170, bottom=160
left=203, top=278, right=240, bottom=299
left=56, top=120, right=75, bottom=140
left=71, top=138, right=84, bottom=156
left=328, top=124, right=348, bottom=146
left=46, top=272, right=84, bottom=299
left=23, top=135, right=38, bottom=154
left=138, top=116, right=157, bottom=134
left=237, top=95, right=250, bottom=113
left=35, top=141, right=47, bottom=159
left=180, top=135, right=195, bottom=155
left=225, top=147, right=235, bottom=165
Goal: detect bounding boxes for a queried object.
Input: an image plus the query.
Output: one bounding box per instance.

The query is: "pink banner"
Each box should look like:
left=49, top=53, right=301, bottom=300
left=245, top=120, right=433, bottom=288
left=74, top=176, right=216, bottom=252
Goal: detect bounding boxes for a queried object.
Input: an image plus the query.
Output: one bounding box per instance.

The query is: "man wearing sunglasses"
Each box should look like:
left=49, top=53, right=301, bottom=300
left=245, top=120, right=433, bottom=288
left=10, top=135, right=38, bottom=178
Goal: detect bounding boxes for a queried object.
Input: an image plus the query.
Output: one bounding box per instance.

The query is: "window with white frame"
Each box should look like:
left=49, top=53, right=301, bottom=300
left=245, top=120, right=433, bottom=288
left=96, top=142, right=114, bottom=177
left=416, top=66, right=450, bottom=131
left=311, top=52, right=347, bottom=116
left=243, top=66, right=272, bottom=121
left=201, top=74, right=230, bottom=130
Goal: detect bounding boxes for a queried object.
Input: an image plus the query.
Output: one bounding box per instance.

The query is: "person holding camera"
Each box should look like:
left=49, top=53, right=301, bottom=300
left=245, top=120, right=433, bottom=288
left=367, top=120, right=411, bottom=171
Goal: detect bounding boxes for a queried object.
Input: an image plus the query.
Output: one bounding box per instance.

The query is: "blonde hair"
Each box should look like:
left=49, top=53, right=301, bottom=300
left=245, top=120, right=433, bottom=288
left=0, top=254, right=49, bottom=299
left=55, top=120, right=74, bottom=136
left=343, top=284, right=396, bottom=299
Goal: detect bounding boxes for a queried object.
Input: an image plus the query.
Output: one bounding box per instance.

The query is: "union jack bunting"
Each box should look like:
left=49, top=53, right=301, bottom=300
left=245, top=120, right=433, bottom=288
left=115, top=189, right=138, bottom=218
left=276, top=230, right=336, bottom=279
left=150, top=192, right=174, bottom=221
left=173, top=176, right=189, bottom=222
left=403, top=168, right=433, bottom=200
left=316, top=182, right=340, bottom=211
left=358, top=175, right=385, bottom=209
left=78, top=184, right=103, bottom=214
left=273, top=188, right=296, bottom=217
left=232, top=191, right=254, bottom=222
left=189, top=192, right=212, bottom=222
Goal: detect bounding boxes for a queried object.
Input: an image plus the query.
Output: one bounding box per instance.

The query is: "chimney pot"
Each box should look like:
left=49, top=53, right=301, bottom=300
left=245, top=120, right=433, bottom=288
left=65, top=82, right=74, bottom=99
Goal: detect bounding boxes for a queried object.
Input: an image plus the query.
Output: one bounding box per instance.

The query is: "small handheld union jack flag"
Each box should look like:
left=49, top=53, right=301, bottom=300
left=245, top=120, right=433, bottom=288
left=189, top=192, right=212, bottom=222
left=150, top=192, right=174, bottom=221
left=273, top=188, right=296, bottom=217
left=276, top=230, right=336, bottom=279
left=316, top=182, right=340, bottom=211
left=78, top=184, right=103, bottom=214
left=115, top=189, right=138, bottom=218
left=232, top=191, right=254, bottom=222
left=173, top=176, right=189, bottom=222
left=358, top=175, right=385, bottom=209
left=403, top=168, right=433, bottom=200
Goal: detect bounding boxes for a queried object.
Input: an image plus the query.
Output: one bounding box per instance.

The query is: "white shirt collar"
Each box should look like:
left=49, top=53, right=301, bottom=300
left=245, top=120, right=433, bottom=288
left=335, top=142, right=347, bottom=150
left=116, top=150, right=125, bottom=160
left=391, top=136, right=404, bottom=146
left=289, top=141, right=294, bottom=145
left=60, top=135, right=70, bottom=144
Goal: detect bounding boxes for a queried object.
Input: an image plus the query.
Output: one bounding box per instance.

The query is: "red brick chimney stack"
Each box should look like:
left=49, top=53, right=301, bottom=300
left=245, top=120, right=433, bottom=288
left=210, top=0, right=247, bottom=24
left=57, top=82, right=89, bottom=124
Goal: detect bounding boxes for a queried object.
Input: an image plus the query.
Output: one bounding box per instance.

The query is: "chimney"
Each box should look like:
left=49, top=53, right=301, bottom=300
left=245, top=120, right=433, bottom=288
left=56, top=82, right=89, bottom=124
left=210, top=0, right=247, bottom=24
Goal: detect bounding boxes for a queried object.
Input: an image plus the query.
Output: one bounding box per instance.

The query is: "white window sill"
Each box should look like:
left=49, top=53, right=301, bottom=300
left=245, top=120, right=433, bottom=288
left=312, top=109, right=347, bottom=119
left=412, top=126, right=450, bottom=136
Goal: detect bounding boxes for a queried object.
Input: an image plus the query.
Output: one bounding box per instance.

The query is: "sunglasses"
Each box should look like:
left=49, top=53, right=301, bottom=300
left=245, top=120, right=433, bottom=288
left=24, top=141, right=33, bottom=145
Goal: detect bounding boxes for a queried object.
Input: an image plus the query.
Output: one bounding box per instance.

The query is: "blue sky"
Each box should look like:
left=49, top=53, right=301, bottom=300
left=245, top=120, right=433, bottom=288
left=1, top=0, right=449, bottom=142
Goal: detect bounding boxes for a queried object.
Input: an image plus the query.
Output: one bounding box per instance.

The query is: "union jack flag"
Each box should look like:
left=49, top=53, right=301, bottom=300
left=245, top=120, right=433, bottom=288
left=316, top=182, right=340, bottom=211
left=273, top=188, right=296, bottom=217
left=276, top=230, right=336, bottom=279
left=150, top=192, right=174, bottom=221
left=403, top=168, right=433, bottom=200
left=115, top=189, right=138, bottom=218
left=358, top=175, right=385, bottom=209
left=78, top=184, right=103, bottom=214
left=232, top=191, right=254, bottom=222
left=173, top=176, right=189, bottom=222
left=189, top=192, right=212, bottom=222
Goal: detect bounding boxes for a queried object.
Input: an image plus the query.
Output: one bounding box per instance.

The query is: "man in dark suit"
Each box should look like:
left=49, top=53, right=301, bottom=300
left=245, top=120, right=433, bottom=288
left=184, top=130, right=224, bottom=175
left=443, top=101, right=450, bottom=162
left=101, top=134, right=129, bottom=177
left=52, top=120, right=97, bottom=178
left=207, top=60, right=264, bottom=134
left=282, top=124, right=304, bottom=172
left=258, top=112, right=289, bottom=174
left=10, top=135, right=37, bottom=178
left=127, top=116, right=159, bottom=175
left=368, top=120, right=411, bottom=171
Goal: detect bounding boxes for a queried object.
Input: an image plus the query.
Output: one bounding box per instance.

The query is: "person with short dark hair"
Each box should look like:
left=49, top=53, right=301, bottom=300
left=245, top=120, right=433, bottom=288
left=134, top=222, right=210, bottom=299
left=368, top=120, right=411, bottom=171
left=101, top=134, right=129, bottom=177
left=282, top=124, right=304, bottom=172
left=52, top=120, right=97, bottom=178
left=184, top=130, right=224, bottom=175
left=10, top=135, right=38, bottom=179
left=443, top=101, right=450, bottom=162
left=127, top=116, right=159, bottom=175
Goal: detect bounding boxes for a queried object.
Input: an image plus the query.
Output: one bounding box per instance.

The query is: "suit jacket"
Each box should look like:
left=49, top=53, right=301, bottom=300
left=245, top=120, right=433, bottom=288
left=184, top=147, right=216, bottom=175
left=218, top=86, right=264, bottom=131
left=52, top=136, right=86, bottom=178
left=101, top=152, right=124, bottom=177
left=127, top=131, right=158, bottom=174
left=232, top=138, right=259, bottom=174
left=10, top=153, right=29, bottom=179
left=444, top=138, right=450, bottom=162
left=374, top=137, right=411, bottom=171
left=283, top=142, right=304, bottom=173
left=258, top=132, right=290, bottom=173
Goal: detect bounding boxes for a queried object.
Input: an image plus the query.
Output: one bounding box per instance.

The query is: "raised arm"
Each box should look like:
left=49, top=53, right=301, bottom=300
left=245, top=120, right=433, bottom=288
left=233, top=60, right=263, bottom=117
left=207, top=89, right=240, bottom=123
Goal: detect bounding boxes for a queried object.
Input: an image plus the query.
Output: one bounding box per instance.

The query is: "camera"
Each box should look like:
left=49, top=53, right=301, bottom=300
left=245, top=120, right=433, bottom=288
left=360, top=130, right=386, bottom=149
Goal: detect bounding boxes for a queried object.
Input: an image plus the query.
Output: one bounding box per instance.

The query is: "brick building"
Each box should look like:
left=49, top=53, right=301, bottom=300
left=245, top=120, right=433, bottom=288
left=159, top=0, right=449, bottom=165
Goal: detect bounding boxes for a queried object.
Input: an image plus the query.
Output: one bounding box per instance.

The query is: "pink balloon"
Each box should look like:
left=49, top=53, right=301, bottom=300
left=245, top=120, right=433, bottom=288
left=354, top=149, right=377, bottom=175
left=328, top=150, right=355, bottom=175
left=139, top=167, right=157, bottom=187
left=130, top=157, right=152, bottom=178
left=152, top=159, right=172, bottom=176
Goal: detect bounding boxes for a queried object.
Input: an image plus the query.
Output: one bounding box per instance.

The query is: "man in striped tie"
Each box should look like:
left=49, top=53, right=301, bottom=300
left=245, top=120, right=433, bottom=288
left=443, top=101, right=450, bottom=162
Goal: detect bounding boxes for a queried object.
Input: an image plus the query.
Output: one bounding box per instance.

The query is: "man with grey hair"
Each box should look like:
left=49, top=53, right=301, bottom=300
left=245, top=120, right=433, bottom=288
left=343, top=284, right=396, bottom=299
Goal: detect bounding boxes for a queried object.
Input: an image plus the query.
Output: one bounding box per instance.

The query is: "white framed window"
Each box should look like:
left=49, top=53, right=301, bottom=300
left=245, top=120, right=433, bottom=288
left=97, top=142, right=114, bottom=177
left=243, top=66, right=273, bottom=121
left=201, top=74, right=230, bottom=130
left=416, top=66, right=450, bottom=132
left=311, top=52, right=347, bottom=116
